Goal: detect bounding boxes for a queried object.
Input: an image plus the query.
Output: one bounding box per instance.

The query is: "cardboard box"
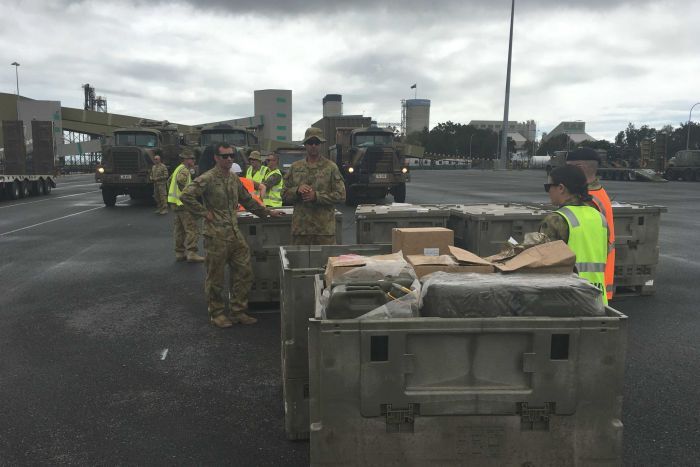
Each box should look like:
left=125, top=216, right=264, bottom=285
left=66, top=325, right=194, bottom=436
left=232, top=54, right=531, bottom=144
left=407, top=246, right=495, bottom=279
left=324, top=252, right=404, bottom=285
left=392, top=227, right=454, bottom=257
left=494, top=240, right=575, bottom=274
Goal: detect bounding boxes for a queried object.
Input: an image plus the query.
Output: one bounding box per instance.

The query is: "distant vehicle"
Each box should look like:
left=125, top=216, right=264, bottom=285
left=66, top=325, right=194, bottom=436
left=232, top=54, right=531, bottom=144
left=329, top=123, right=410, bottom=204
left=1, top=120, right=56, bottom=201
left=275, top=145, right=306, bottom=172
left=95, top=119, right=183, bottom=207
left=664, top=149, right=700, bottom=181
left=194, top=124, right=258, bottom=175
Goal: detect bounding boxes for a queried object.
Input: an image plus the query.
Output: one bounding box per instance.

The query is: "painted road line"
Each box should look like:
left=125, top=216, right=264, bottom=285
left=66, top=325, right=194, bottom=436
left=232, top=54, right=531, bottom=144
left=0, top=190, right=101, bottom=209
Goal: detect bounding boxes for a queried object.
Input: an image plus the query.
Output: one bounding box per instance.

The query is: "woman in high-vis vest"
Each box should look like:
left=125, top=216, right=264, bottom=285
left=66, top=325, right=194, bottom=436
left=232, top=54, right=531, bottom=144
left=539, top=165, right=609, bottom=305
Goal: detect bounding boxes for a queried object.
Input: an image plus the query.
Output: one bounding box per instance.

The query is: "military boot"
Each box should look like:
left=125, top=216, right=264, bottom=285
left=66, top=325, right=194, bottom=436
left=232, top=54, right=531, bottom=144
left=175, top=254, right=187, bottom=262
left=230, top=312, right=257, bottom=325
left=186, top=253, right=205, bottom=263
left=210, top=314, right=233, bottom=328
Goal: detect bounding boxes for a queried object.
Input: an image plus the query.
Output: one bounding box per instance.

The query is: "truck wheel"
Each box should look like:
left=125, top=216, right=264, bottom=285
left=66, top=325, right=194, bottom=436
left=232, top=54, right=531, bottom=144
left=102, top=188, right=117, bottom=207
left=627, top=171, right=637, bottom=181
left=683, top=169, right=693, bottom=181
left=44, top=179, right=52, bottom=194
left=664, top=169, right=676, bottom=181
left=20, top=181, right=30, bottom=198
left=392, top=183, right=407, bottom=203
left=39, top=179, right=49, bottom=195
left=8, top=181, right=21, bottom=200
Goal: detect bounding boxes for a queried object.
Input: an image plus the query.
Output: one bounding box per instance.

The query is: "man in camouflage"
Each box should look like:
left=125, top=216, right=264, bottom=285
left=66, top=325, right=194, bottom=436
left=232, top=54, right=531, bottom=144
left=167, top=148, right=204, bottom=263
left=282, top=127, right=346, bottom=245
left=150, top=154, right=169, bottom=215
left=180, top=142, right=284, bottom=328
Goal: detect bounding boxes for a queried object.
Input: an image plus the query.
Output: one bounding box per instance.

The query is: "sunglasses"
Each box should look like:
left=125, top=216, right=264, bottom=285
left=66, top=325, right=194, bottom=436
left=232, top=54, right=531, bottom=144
left=305, top=139, right=321, bottom=146
left=544, top=183, right=559, bottom=192
left=217, top=153, right=234, bottom=159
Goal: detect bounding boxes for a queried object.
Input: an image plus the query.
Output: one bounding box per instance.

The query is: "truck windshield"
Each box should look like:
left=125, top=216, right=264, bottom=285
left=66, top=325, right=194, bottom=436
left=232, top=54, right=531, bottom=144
left=353, top=133, right=393, bottom=147
left=201, top=131, right=248, bottom=146
left=115, top=132, right=158, bottom=147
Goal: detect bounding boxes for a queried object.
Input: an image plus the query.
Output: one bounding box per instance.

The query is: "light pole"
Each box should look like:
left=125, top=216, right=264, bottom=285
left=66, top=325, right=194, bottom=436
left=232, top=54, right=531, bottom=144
left=687, top=102, right=700, bottom=150
left=468, top=133, right=475, bottom=158
left=499, top=0, right=515, bottom=169
left=11, top=62, right=20, bottom=96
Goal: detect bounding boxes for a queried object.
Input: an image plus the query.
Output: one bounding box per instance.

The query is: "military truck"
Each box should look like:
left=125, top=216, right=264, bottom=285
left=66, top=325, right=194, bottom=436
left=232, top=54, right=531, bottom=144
left=664, top=149, right=700, bottom=181
left=194, top=124, right=259, bottom=175
left=329, top=123, right=410, bottom=204
left=95, top=119, right=183, bottom=207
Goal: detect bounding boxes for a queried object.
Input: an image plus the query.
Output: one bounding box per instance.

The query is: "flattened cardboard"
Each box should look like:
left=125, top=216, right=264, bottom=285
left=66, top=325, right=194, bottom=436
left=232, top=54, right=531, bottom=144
left=392, top=227, right=454, bottom=257
left=448, top=246, right=494, bottom=266
left=406, top=254, right=494, bottom=279
left=495, top=240, right=575, bottom=273
left=325, top=252, right=404, bottom=285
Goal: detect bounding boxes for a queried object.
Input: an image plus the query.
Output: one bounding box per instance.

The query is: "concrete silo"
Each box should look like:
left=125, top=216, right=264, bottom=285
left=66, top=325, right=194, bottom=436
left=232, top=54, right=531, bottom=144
left=405, top=99, right=430, bottom=135
left=322, top=94, right=343, bottom=117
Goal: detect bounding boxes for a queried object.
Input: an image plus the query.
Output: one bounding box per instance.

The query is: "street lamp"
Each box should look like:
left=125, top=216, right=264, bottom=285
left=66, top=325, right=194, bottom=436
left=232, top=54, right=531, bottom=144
left=687, top=102, right=700, bottom=150
left=11, top=62, right=20, bottom=96
left=468, top=133, right=475, bottom=158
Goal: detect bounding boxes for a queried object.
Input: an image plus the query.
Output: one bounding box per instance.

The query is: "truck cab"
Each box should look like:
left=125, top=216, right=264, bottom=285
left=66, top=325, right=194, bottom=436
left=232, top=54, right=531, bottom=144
left=96, top=120, right=183, bottom=207
left=195, top=124, right=258, bottom=175
left=330, top=123, right=409, bottom=204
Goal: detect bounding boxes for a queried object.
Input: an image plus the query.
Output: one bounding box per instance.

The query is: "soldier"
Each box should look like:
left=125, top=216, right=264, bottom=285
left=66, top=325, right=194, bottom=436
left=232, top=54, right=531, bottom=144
left=167, top=148, right=204, bottom=263
left=566, top=148, right=616, bottom=301
left=282, top=127, right=346, bottom=245
left=261, top=152, right=283, bottom=208
left=180, top=142, right=283, bottom=328
left=245, top=151, right=269, bottom=197
left=539, top=164, right=609, bottom=304
left=150, top=154, right=169, bottom=214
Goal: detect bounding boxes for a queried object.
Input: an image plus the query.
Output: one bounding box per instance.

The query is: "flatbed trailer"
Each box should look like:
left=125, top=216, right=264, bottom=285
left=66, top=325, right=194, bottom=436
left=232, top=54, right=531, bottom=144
left=0, top=173, right=55, bottom=200
left=597, top=166, right=667, bottom=182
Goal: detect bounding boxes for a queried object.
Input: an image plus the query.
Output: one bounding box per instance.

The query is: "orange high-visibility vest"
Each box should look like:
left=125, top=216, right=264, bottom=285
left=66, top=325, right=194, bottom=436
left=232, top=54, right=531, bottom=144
left=590, top=186, right=615, bottom=300
left=238, top=177, right=264, bottom=211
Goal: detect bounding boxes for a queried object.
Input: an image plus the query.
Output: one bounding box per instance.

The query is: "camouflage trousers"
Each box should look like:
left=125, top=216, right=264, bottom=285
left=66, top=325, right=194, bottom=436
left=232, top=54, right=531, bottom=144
left=153, top=182, right=168, bottom=211
left=291, top=234, right=337, bottom=245
left=173, top=206, right=200, bottom=256
left=204, top=230, right=253, bottom=318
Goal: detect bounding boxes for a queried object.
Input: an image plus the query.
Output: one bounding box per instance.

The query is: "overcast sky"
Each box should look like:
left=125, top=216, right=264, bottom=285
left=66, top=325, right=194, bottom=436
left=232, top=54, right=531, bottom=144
left=1, top=0, right=698, bottom=141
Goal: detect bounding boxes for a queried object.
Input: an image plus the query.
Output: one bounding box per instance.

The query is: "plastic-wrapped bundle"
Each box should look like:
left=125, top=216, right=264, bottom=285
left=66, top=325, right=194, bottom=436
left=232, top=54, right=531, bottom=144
left=420, top=272, right=605, bottom=318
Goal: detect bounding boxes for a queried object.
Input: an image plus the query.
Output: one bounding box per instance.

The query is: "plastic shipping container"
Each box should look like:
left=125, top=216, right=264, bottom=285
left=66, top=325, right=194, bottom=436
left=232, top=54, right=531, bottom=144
left=355, top=204, right=453, bottom=244
left=309, top=275, right=628, bottom=466
left=279, top=244, right=393, bottom=440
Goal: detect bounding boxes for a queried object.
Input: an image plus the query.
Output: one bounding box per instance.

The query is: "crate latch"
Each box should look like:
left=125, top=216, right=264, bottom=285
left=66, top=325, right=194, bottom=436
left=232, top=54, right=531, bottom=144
left=518, top=402, right=555, bottom=431
left=381, top=403, right=419, bottom=433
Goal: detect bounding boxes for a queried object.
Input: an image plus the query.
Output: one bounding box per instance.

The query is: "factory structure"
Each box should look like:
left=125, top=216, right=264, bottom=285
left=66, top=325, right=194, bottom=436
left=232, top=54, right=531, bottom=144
left=402, top=99, right=431, bottom=135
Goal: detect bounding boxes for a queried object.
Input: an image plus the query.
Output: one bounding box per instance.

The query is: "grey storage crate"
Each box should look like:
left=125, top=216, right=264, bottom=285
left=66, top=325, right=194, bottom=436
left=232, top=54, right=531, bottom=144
left=447, top=204, right=550, bottom=256
left=355, top=204, right=452, bottom=244
left=279, top=244, right=393, bottom=440
left=239, top=209, right=342, bottom=304
left=309, top=275, right=628, bottom=466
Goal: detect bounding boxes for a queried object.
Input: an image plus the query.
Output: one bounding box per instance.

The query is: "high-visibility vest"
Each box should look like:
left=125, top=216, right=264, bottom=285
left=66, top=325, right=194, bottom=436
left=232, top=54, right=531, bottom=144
left=167, top=164, right=190, bottom=206
left=556, top=205, right=609, bottom=305
left=237, top=176, right=264, bottom=212
left=262, top=168, right=283, bottom=207
left=245, top=166, right=269, bottom=196
left=590, top=187, right=616, bottom=300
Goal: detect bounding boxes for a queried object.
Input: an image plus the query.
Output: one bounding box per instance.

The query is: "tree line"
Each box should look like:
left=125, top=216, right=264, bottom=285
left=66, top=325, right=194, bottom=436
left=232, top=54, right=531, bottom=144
left=406, top=121, right=700, bottom=162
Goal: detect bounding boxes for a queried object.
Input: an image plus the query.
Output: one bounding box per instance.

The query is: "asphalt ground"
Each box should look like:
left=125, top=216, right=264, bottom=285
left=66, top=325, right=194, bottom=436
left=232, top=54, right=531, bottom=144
left=0, top=170, right=698, bottom=466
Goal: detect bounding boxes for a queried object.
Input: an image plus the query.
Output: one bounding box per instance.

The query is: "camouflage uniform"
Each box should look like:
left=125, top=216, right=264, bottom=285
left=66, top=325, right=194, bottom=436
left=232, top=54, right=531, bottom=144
left=282, top=157, right=345, bottom=245
left=150, top=163, right=169, bottom=213
left=539, top=196, right=597, bottom=242
left=172, top=165, right=200, bottom=259
left=180, top=167, right=270, bottom=319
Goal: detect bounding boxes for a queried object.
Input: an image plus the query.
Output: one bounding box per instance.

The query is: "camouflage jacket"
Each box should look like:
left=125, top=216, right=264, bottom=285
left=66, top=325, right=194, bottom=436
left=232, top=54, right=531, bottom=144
left=180, top=167, right=270, bottom=239
left=150, top=163, right=169, bottom=183
left=282, top=157, right=346, bottom=235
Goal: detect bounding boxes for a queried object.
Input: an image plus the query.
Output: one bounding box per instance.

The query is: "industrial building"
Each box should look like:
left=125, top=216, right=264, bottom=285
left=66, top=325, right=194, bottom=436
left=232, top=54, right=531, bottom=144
left=253, top=89, right=292, bottom=143
left=404, top=99, right=431, bottom=135
left=541, top=121, right=596, bottom=144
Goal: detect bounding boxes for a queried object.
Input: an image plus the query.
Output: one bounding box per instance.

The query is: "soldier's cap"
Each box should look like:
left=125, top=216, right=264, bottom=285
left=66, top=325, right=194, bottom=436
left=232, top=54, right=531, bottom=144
left=302, top=127, right=326, bottom=144
left=179, top=148, right=195, bottom=159
left=567, top=147, right=600, bottom=163
left=248, top=151, right=263, bottom=161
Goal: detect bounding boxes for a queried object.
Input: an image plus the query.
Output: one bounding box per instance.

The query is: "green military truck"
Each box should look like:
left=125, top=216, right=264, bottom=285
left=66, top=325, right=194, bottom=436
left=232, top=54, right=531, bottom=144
left=193, top=123, right=259, bottom=175
left=329, top=123, right=410, bottom=204
left=664, top=149, right=700, bottom=181
left=96, top=120, right=183, bottom=207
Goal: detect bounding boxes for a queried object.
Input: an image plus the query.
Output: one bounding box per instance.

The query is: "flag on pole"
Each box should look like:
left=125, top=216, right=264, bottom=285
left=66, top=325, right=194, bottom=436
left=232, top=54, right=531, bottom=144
left=410, top=84, right=417, bottom=89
